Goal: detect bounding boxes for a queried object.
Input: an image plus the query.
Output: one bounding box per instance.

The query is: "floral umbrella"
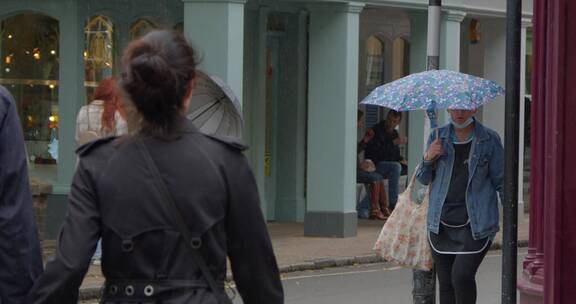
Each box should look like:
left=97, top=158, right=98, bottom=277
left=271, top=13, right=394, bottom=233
left=360, top=70, right=505, bottom=128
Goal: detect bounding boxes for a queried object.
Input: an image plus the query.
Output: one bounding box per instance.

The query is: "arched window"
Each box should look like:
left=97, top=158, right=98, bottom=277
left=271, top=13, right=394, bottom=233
left=129, top=18, right=157, bottom=41
left=84, top=15, right=115, bottom=99
left=392, top=37, right=410, bottom=81
left=365, top=36, right=385, bottom=94
left=0, top=13, right=60, bottom=171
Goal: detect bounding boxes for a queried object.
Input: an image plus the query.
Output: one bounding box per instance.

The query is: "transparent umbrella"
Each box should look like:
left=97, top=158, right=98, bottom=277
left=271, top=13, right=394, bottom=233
left=187, top=71, right=243, bottom=140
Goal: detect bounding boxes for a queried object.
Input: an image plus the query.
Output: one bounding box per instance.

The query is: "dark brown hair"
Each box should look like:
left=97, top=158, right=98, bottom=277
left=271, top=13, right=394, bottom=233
left=387, top=109, right=402, bottom=119
left=120, top=30, right=197, bottom=135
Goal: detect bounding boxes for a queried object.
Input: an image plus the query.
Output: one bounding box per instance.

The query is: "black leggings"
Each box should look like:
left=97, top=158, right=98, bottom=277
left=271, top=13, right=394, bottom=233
left=431, top=244, right=491, bottom=304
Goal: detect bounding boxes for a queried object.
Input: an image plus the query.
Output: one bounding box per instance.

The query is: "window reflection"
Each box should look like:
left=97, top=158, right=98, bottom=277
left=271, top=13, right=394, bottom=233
left=0, top=13, right=59, bottom=172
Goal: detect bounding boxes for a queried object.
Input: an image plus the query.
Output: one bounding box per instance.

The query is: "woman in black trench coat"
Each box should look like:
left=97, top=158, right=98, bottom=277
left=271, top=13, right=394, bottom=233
left=27, top=30, right=284, bottom=304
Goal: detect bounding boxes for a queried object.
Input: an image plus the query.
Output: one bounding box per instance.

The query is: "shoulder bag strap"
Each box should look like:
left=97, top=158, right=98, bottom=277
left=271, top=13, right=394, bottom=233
left=135, top=138, right=229, bottom=303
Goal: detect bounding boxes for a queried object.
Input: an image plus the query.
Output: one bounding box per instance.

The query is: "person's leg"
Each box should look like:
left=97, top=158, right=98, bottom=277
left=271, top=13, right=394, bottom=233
left=376, top=161, right=401, bottom=209
left=450, top=244, right=491, bottom=304
left=375, top=181, right=390, bottom=216
left=432, top=250, right=457, bottom=304
left=357, top=171, right=386, bottom=219
left=369, top=182, right=386, bottom=220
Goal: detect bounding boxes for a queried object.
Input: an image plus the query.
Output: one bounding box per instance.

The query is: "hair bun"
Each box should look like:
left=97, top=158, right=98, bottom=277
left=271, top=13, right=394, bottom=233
left=121, top=30, right=197, bottom=136
left=130, top=54, right=176, bottom=87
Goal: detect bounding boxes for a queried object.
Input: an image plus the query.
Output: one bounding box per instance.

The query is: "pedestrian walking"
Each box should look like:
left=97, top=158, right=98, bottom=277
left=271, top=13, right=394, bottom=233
left=75, top=76, right=128, bottom=265
left=0, top=85, right=43, bottom=304
left=357, top=110, right=389, bottom=220
left=75, top=76, right=128, bottom=146
left=416, top=109, right=504, bottom=304
left=27, top=30, right=284, bottom=304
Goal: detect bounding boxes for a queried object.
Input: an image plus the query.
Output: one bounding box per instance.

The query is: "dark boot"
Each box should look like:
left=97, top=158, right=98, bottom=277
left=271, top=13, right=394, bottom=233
left=369, top=182, right=387, bottom=220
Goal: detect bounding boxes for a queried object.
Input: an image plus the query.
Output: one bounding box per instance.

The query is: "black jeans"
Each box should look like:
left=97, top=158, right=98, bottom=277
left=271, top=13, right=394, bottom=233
left=431, top=243, right=491, bottom=304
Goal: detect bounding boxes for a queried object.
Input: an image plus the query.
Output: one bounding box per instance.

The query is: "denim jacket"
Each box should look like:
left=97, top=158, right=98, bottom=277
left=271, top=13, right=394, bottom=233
left=416, top=121, right=504, bottom=240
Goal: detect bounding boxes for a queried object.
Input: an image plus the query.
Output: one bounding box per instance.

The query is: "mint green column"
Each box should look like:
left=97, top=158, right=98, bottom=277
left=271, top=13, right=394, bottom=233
left=182, top=0, right=245, bottom=105
left=304, top=2, right=364, bottom=237
left=407, top=11, right=427, bottom=178
left=438, top=10, right=466, bottom=125
left=55, top=0, right=85, bottom=194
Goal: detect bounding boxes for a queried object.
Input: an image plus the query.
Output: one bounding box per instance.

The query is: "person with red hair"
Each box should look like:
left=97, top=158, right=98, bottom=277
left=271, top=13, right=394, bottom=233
left=75, top=77, right=127, bottom=145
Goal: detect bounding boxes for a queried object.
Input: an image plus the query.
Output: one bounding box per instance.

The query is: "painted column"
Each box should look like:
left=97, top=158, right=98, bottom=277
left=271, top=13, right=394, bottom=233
left=519, top=0, right=576, bottom=302
left=437, top=9, right=466, bottom=125
left=540, top=0, right=576, bottom=301
left=440, top=10, right=465, bottom=71
left=182, top=0, right=245, bottom=106
left=55, top=0, right=85, bottom=194
left=304, top=2, right=363, bottom=237
left=518, top=1, right=544, bottom=300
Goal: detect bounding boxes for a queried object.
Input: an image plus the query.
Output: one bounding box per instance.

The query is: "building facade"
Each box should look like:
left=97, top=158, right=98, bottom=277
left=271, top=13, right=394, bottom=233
left=1, top=0, right=532, bottom=239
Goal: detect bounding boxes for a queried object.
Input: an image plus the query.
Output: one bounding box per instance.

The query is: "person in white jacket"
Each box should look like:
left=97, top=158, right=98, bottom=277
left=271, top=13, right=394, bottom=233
left=75, top=77, right=127, bottom=146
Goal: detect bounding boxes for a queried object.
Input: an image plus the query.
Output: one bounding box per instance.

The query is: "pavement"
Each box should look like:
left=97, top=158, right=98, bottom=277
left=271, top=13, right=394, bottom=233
left=77, top=212, right=529, bottom=300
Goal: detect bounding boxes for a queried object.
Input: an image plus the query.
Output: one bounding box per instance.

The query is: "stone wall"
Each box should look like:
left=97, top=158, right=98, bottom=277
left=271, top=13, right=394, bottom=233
left=30, top=177, right=55, bottom=259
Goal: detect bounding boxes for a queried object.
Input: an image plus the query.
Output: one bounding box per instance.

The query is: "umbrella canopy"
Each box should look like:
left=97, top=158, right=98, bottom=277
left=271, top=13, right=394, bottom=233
left=360, top=70, right=504, bottom=112
left=187, top=71, right=243, bottom=140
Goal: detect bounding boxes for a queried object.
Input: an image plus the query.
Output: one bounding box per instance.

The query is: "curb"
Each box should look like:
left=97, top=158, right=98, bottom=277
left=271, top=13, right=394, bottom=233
left=79, top=240, right=529, bottom=300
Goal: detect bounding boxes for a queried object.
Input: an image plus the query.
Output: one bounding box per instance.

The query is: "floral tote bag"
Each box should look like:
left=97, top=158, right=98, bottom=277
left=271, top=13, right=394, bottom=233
left=373, top=170, right=433, bottom=271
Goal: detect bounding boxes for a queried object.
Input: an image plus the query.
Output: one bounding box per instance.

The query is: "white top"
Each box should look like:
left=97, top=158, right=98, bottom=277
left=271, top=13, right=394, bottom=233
left=75, top=100, right=128, bottom=145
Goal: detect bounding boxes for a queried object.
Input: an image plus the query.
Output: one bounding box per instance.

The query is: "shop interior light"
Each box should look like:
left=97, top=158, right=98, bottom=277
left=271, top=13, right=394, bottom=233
left=49, top=84, right=55, bottom=89
left=5, top=68, right=10, bottom=73
left=50, top=50, right=56, bottom=55
left=7, top=34, right=12, bottom=39
left=33, top=48, right=41, bottom=60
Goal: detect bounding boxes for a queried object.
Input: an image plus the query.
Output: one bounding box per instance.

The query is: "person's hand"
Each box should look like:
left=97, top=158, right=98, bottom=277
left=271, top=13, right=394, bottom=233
left=399, top=159, right=408, bottom=166
left=424, top=138, right=443, bottom=161
left=362, top=129, right=375, bottom=144
left=393, top=136, right=408, bottom=145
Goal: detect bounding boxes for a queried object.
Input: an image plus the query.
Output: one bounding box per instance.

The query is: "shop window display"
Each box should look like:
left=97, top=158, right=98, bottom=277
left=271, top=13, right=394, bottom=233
left=85, top=15, right=114, bottom=101
left=0, top=13, right=60, bottom=179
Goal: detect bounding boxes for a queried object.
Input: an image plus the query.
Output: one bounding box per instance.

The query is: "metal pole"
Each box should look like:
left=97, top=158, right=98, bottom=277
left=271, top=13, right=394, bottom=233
left=412, top=1, right=440, bottom=304
left=502, top=0, right=521, bottom=303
